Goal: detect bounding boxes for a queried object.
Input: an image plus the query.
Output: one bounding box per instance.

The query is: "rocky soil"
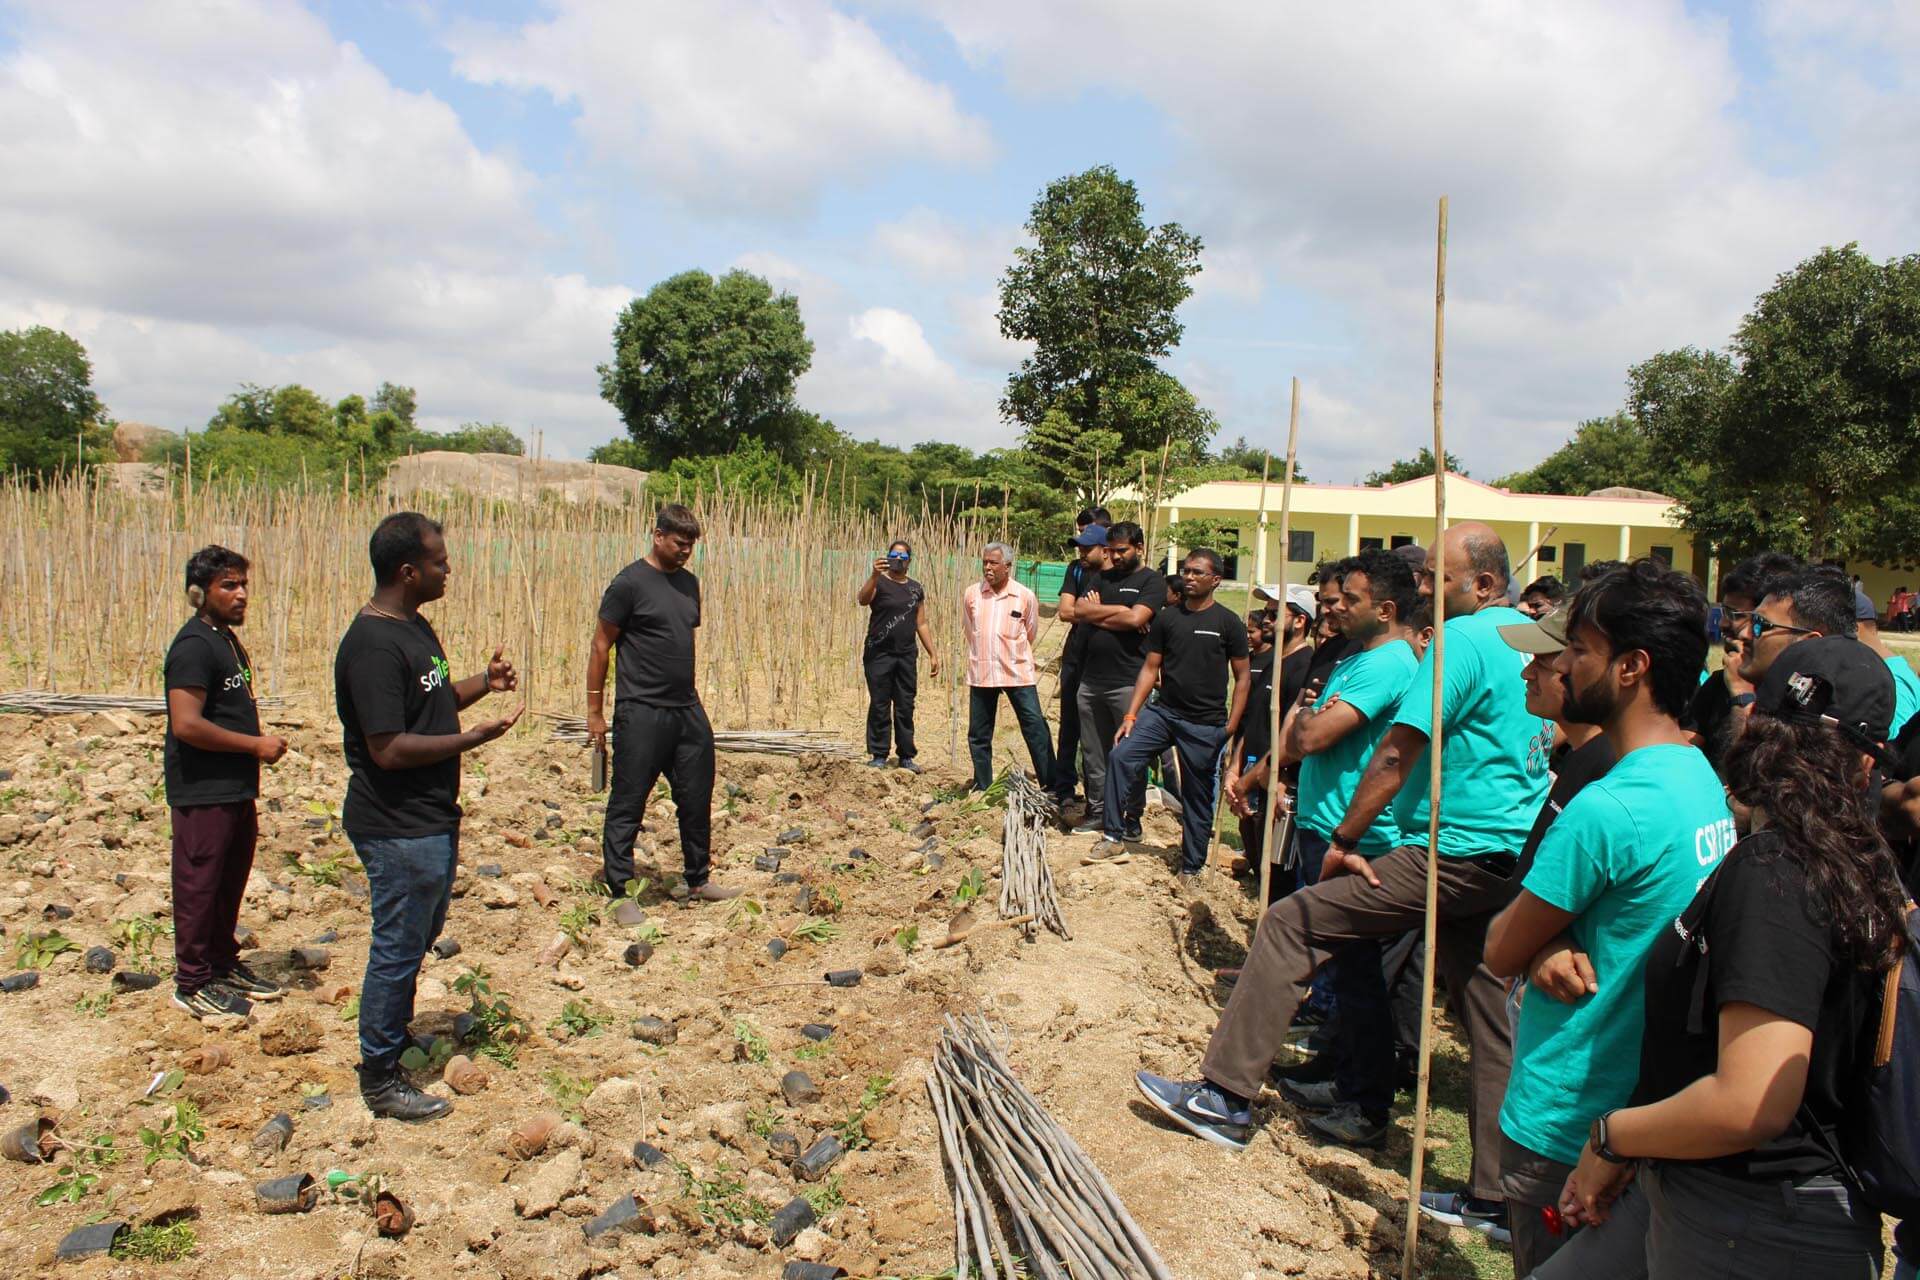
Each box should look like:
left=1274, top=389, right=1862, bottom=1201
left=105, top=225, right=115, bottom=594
left=0, top=704, right=1471, bottom=1280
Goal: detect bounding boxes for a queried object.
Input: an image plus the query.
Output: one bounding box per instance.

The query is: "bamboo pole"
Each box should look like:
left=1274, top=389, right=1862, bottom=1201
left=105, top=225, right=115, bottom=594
left=1512, top=525, right=1560, bottom=582
left=1255, top=378, right=1302, bottom=901
left=1401, top=195, right=1449, bottom=1280
left=1209, top=449, right=1272, bottom=870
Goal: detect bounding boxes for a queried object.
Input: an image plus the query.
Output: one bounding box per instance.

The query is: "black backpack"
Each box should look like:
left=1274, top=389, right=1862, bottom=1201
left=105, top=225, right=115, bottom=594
left=1823, top=904, right=1920, bottom=1219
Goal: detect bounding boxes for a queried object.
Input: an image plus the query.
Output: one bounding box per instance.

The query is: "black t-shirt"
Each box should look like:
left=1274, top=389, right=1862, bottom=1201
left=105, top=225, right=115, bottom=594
left=1148, top=601, right=1250, bottom=727
left=1632, top=831, right=1884, bottom=1181
left=1306, top=633, right=1353, bottom=688
left=863, top=574, right=924, bottom=659
left=162, top=618, right=262, bottom=806
left=1685, top=673, right=1737, bottom=773
left=1237, top=647, right=1284, bottom=764
left=1515, top=733, right=1615, bottom=879
left=599, top=560, right=702, bottom=707
left=335, top=613, right=462, bottom=839
left=1080, top=565, right=1169, bottom=688
left=1060, top=559, right=1098, bottom=667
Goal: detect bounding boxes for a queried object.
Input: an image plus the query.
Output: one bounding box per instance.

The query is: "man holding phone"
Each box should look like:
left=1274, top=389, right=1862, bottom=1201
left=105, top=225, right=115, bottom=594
left=857, top=539, right=940, bottom=771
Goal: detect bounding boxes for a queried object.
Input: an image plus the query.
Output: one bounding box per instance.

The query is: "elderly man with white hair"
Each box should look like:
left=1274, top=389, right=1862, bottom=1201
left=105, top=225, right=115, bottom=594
left=961, top=542, right=1055, bottom=792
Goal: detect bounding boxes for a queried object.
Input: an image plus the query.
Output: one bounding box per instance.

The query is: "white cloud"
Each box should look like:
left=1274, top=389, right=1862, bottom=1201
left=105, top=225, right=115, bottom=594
left=914, top=0, right=1919, bottom=479
left=447, top=0, right=993, bottom=216
left=0, top=0, right=633, bottom=456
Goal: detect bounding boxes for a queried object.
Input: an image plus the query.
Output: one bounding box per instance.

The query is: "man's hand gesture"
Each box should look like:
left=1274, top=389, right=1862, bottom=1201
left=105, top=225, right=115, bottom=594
left=487, top=645, right=518, bottom=694
left=254, top=735, right=290, bottom=765
left=1320, top=847, right=1382, bottom=888
left=470, top=703, right=524, bottom=748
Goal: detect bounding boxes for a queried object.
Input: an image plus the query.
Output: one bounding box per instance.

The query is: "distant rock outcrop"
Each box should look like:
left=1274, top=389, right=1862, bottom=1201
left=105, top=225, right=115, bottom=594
left=385, top=451, right=648, bottom=505
left=112, top=421, right=177, bottom=462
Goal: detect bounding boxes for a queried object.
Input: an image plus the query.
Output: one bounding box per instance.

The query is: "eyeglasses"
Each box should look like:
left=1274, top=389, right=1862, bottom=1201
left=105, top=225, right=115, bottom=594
left=1749, top=613, right=1817, bottom=641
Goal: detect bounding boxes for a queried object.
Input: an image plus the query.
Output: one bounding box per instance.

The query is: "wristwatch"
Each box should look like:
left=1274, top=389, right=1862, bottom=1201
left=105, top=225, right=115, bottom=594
left=1329, top=830, right=1360, bottom=852
left=1730, top=693, right=1756, bottom=708
left=1589, top=1110, right=1630, bottom=1164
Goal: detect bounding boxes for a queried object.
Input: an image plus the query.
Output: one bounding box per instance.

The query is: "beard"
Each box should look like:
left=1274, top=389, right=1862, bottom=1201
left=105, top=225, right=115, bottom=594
left=1559, top=670, right=1621, bottom=726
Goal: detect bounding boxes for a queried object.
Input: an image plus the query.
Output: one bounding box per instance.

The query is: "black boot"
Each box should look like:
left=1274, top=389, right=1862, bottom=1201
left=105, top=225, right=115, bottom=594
left=357, top=1062, right=451, bottom=1123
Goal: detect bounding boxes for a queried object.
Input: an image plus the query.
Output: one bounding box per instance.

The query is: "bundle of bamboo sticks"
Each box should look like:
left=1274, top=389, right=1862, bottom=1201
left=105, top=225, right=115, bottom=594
left=926, top=1014, right=1170, bottom=1280
left=999, top=773, right=1067, bottom=940
left=0, top=690, right=286, bottom=715
left=541, top=713, right=854, bottom=758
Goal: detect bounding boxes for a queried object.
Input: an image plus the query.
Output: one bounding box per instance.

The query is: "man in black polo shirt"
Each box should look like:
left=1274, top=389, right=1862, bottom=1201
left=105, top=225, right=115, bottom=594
left=857, top=538, right=940, bottom=771
left=1053, top=507, right=1111, bottom=806
left=588, top=503, right=740, bottom=903
left=164, top=545, right=290, bottom=1020
left=1070, top=521, right=1166, bottom=837
left=335, top=512, right=521, bottom=1121
left=1093, top=548, right=1251, bottom=876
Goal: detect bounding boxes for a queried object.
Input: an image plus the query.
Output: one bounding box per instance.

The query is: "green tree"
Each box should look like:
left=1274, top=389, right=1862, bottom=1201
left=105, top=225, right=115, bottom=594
left=998, top=166, right=1206, bottom=460
left=0, top=326, right=110, bottom=479
left=597, top=269, right=815, bottom=469
left=1498, top=413, right=1666, bottom=495
left=588, top=438, right=651, bottom=470
left=372, top=382, right=417, bottom=428
left=1363, top=447, right=1464, bottom=487
left=421, top=422, right=524, bottom=455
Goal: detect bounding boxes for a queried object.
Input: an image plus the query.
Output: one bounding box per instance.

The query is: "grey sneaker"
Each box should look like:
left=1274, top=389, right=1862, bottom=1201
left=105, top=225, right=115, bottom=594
left=1082, top=838, right=1129, bottom=864
left=216, top=960, right=284, bottom=1001
left=1304, top=1103, right=1389, bottom=1148
left=1418, top=1192, right=1511, bottom=1244
left=1124, top=820, right=1144, bottom=841
left=896, top=759, right=923, bottom=775
left=1133, top=1072, right=1252, bottom=1151
left=687, top=881, right=742, bottom=902
left=1278, top=1077, right=1343, bottom=1112
left=172, top=985, right=252, bottom=1020
left=1071, top=816, right=1105, bottom=835
left=865, top=756, right=888, bottom=768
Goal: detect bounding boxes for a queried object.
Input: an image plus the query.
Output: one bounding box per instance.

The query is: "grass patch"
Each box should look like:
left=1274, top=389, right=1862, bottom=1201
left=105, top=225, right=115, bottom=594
left=112, top=1220, right=196, bottom=1262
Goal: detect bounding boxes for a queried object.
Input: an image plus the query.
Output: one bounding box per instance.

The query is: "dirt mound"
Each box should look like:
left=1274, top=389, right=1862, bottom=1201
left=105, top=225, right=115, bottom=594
left=0, top=705, right=1471, bottom=1279
left=386, top=451, right=649, bottom=506
left=112, top=420, right=177, bottom=462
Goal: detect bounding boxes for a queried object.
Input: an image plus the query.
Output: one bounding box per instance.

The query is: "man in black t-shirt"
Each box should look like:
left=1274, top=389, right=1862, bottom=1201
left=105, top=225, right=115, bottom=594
left=1092, top=548, right=1251, bottom=876
left=588, top=504, right=740, bottom=906
left=1052, top=508, right=1111, bottom=805
left=857, top=539, right=940, bottom=771
left=335, top=512, right=521, bottom=1122
left=1070, top=522, right=1165, bottom=837
left=164, top=545, right=290, bottom=1021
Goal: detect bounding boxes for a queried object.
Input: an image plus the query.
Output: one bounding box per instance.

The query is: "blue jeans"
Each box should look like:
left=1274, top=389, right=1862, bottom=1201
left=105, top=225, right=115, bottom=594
left=353, top=830, right=458, bottom=1070
left=1102, top=704, right=1227, bottom=873
left=967, top=685, right=1055, bottom=791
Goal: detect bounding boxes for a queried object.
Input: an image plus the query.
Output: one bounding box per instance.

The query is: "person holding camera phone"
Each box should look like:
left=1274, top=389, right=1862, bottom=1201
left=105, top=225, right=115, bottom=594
left=858, top=539, right=940, bottom=772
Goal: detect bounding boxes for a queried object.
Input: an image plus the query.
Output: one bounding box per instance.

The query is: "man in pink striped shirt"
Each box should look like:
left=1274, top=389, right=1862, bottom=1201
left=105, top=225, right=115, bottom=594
left=961, top=542, right=1056, bottom=791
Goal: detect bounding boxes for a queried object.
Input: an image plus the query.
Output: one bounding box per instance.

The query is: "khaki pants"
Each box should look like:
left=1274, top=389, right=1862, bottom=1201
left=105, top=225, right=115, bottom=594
left=1199, top=841, right=1520, bottom=1200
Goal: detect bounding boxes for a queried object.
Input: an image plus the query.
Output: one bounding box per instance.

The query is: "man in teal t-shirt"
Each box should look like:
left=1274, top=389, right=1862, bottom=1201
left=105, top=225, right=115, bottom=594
left=1133, top=522, right=1548, bottom=1230
left=1264, top=549, right=1419, bottom=1147
left=1484, top=559, right=1730, bottom=1276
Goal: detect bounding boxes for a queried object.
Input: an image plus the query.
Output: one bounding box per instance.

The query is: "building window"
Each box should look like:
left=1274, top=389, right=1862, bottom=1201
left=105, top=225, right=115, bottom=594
left=1538, top=545, right=1557, bottom=563
left=1390, top=535, right=1414, bottom=549
left=1359, top=536, right=1384, bottom=552
left=1288, top=530, right=1315, bottom=563
left=1650, top=545, right=1673, bottom=565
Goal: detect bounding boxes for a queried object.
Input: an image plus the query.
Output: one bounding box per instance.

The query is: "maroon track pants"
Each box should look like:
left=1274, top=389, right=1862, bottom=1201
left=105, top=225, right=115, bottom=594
left=170, top=800, right=257, bottom=992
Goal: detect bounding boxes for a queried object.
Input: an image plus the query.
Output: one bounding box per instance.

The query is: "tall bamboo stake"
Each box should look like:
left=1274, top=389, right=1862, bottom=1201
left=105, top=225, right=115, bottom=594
left=1210, top=449, right=1272, bottom=869
left=1401, top=195, right=1449, bottom=1280
left=1255, top=378, right=1301, bottom=905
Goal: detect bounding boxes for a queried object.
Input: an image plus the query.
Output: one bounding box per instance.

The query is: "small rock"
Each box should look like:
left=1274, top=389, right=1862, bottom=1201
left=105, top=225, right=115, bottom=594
left=612, top=900, right=645, bottom=927
left=482, top=883, right=520, bottom=909
left=258, top=1009, right=323, bottom=1057
left=31, top=1073, right=79, bottom=1111
left=623, top=941, right=654, bottom=968
left=515, top=1149, right=584, bottom=1218
left=631, top=1140, right=668, bottom=1168
left=792, top=1226, right=831, bottom=1261
left=861, top=1108, right=901, bottom=1145
left=801, top=1022, right=834, bottom=1041
left=289, top=945, right=330, bottom=971
left=582, top=1077, right=646, bottom=1126
left=780, top=1070, right=821, bottom=1106
left=630, top=1016, right=676, bottom=1046
left=768, top=1130, right=801, bottom=1161
left=474, top=863, right=503, bottom=878
left=864, top=947, right=905, bottom=977
left=766, top=938, right=788, bottom=961
left=911, top=820, right=935, bottom=840
left=83, top=945, right=115, bottom=973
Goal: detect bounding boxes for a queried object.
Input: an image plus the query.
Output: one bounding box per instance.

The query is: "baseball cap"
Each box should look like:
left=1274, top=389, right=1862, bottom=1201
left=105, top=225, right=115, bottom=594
left=1070, top=524, right=1109, bottom=548
left=1497, top=606, right=1572, bottom=655
left=1856, top=584, right=1878, bottom=622
left=1754, top=635, right=1895, bottom=749
left=1285, top=584, right=1318, bottom=616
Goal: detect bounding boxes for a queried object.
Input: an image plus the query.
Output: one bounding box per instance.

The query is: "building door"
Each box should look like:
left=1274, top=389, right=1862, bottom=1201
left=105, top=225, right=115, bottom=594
left=1562, top=542, right=1586, bottom=580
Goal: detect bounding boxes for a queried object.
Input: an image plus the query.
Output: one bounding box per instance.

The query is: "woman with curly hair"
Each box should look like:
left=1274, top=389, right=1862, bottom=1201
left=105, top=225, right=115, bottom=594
left=1532, top=636, right=1909, bottom=1278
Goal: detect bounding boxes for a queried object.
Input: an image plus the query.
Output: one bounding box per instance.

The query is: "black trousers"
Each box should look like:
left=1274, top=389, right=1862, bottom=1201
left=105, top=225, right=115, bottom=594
left=862, top=649, right=918, bottom=761
left=1054, top=660, right=1084, bottom=796
left=1102, top=704, right=1227, bottom=873
left=602, top=701, right=715, bottom=892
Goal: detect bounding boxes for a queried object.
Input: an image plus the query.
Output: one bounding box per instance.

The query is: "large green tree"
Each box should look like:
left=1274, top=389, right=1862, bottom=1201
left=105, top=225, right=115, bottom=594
left=998, top=166, right=1207, bottom=465
left=0, top=326, right=110, bottom=479
left=1629, top=244, right=1920, bottom=561
left=1363, top=447, right=1464, bottom=487
left=597, top=269, right=815, bottom=469
left=1498, top=413, right=1666, bottom=495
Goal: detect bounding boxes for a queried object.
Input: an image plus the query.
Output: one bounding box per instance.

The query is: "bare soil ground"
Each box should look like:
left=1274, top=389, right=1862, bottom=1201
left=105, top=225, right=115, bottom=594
left=0, top=702, right=1494, bottom=1280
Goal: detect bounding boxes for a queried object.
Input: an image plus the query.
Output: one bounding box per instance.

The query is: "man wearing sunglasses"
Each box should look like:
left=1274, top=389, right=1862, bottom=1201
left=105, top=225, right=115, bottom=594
left=1684, top=551, right=1800, bottom=771
left=1736, top=568, right=1858, bottom=741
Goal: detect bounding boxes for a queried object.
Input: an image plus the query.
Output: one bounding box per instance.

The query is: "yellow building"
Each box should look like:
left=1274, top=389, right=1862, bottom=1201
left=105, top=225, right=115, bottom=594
left=1157, top=472, right=1699, bottom=587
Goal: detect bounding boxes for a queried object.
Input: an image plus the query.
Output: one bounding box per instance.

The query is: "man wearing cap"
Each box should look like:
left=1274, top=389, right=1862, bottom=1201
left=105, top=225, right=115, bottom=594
left=962, top=543, right=1055, bottom=792
left=1852, top=582, right=1920, bottom=736
left=1226, top=583, right=1314, bottom=870
left=1069, top=522, right=1167, bottom=837
left=1480, top=559, right=1731, bottom=1275
left=1053, top=509, right=1112, bottom=806
left=1132, top=522, right=1548, bottom=1234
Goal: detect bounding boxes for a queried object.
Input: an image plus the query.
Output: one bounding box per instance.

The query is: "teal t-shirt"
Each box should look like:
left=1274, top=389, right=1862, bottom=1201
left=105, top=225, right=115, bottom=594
left=1392, top=606, right=1555, bottom=857
left=1886, top=655, right=1920, bottom=736
left=1499, top=743, right=1736, bottom=1164
left=1298, top=639, right=1419, bottom=852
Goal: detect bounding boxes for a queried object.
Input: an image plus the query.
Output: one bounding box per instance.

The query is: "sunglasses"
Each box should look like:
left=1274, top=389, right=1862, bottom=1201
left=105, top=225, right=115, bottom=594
left=1748, top=613, right=1817, bottom=641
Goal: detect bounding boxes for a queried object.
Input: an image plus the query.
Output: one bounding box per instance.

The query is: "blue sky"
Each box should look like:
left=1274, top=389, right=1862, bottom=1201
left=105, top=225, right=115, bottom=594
left=3, top=0, right=1916, bottom=481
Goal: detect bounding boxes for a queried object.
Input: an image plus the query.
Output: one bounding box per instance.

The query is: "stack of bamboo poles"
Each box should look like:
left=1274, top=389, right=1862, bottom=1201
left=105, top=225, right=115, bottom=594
left=999, top=773, right=1068, bottom=940
left=540, top=713, right=853, bottom=758
left=926, top=1014, right=1170, bottom=1280
left=0, top=690, right=286, bottom=715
